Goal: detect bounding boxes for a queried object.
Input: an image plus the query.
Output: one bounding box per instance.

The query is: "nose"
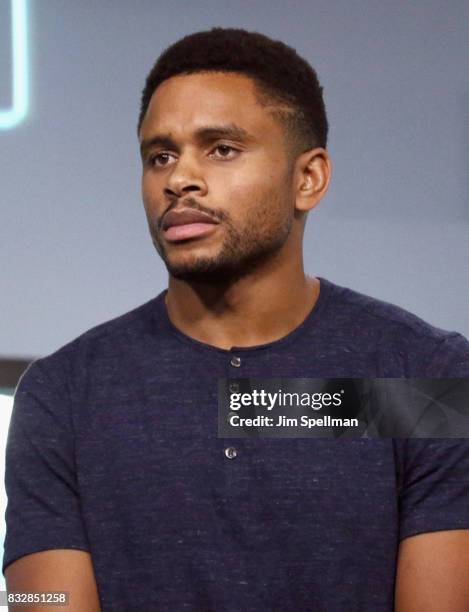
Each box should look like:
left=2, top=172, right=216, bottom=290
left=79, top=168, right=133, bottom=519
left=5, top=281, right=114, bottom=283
left=164, top=154, right=207, bottom=198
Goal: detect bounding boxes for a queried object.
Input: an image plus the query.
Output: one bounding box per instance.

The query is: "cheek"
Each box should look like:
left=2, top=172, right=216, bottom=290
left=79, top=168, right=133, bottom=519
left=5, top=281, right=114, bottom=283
left=141, top=174, right=163, bottom=214
left=211, top=166, right=283, bottom=218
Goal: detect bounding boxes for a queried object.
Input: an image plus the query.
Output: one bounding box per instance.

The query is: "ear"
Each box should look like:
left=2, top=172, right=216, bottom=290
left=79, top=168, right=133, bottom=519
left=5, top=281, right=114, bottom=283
left=294, top=148, right=332, bottom=213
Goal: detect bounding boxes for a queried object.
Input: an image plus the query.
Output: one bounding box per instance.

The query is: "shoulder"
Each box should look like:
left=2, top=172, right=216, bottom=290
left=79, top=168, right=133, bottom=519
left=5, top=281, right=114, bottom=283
left=17, top=293, right=166, bottom=394
left=319, top=278, right=469, bottom=376
left=323, top=277, right=459, bottom=339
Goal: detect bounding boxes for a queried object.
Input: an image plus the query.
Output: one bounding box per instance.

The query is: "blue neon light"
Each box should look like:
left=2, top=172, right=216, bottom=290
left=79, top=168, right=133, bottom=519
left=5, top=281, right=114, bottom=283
left=0, top=0, right=28, bottom=130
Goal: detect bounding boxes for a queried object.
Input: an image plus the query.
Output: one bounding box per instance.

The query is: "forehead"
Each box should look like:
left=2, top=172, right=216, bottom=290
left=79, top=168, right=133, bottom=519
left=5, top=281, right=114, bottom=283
left=139, top=72, right=283, bottom=140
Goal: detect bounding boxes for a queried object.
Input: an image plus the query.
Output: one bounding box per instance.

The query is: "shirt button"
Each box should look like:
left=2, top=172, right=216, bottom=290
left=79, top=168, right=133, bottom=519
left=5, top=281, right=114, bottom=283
left=230, top=356, right=241, bottom=367
left=229, top=382, right=239, bottom=393
left=224, top=446, right=238, bottom=459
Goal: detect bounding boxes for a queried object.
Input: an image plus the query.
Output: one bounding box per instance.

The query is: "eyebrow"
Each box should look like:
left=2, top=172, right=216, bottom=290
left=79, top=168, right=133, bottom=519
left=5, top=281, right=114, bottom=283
left=139, top=123, right=252, bottom=159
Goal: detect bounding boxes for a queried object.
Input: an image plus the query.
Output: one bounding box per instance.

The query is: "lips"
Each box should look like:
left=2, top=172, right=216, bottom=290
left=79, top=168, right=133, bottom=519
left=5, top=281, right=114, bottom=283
left=161, top=208, right=218, bottom=231
left=161, top=207, right=220, bottom=242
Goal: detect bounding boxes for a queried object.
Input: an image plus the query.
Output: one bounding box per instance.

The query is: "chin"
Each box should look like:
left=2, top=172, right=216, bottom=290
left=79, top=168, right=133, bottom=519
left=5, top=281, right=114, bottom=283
left=168, top=265, right=228, bottom=283
left=165, top=256, right=242, bottom=284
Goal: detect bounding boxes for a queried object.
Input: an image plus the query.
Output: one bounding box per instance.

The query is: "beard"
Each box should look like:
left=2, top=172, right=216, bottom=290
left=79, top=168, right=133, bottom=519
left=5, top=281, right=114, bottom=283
left=147, top=193, right=293, bottom=285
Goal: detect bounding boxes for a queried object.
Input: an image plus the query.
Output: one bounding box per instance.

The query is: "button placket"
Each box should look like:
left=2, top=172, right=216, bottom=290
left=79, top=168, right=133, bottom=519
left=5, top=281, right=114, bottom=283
left=224, top=446, right=238, bottom=459
left=227, top=411, right=238, bottom=424
left=230, top=356, right=241, bottom=368
left=224, top=355, right=242, bottom=464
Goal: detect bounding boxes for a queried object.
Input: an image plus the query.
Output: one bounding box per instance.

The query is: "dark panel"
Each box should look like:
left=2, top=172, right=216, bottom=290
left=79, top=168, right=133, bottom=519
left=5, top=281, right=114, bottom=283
left=0, top=359, right=35, bottom=388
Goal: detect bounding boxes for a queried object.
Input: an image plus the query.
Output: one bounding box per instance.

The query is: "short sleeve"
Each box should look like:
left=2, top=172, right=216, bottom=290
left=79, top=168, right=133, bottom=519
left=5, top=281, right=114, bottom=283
left=397, top=438, right=469, bottom=541
left=2, top=358, right=90, bottom=574
left=425, top=333, right=469, bottom=376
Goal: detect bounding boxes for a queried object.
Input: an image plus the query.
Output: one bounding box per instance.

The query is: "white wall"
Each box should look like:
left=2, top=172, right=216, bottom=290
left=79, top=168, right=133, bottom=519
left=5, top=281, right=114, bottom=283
left=0, top=392, right=13, bottom=589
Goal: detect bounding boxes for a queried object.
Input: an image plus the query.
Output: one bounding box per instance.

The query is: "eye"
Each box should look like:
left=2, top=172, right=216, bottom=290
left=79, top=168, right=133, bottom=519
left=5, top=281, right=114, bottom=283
left=149, top=152, right=176, bottom=168
left=211, top=144, right=239, bottom=159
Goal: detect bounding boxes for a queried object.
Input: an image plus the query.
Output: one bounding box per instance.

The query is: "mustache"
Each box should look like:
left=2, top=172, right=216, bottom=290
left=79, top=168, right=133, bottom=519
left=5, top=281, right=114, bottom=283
left=158, top=197, right=228, bottom=230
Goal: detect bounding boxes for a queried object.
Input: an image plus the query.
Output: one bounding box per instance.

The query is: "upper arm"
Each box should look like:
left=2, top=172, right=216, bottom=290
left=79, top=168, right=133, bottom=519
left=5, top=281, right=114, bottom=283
left=395, top=529, right=469, bottom=612
left=5, top=549, right=101, bottom=612
left=3, top=359, right=91, bottom=575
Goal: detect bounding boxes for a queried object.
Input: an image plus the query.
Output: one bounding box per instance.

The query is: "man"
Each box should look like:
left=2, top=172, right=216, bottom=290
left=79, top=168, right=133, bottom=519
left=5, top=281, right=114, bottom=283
left=3, top=28, right=469, bottom=611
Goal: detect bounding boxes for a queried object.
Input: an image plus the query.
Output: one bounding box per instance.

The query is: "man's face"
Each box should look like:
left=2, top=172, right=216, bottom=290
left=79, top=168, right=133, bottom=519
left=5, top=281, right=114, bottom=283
left=139, top=71, right=298, bottom=284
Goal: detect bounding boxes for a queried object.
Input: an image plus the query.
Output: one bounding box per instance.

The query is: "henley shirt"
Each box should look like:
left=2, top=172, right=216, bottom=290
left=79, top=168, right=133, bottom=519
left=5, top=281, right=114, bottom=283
left=3, top=276, right=469, bottom=611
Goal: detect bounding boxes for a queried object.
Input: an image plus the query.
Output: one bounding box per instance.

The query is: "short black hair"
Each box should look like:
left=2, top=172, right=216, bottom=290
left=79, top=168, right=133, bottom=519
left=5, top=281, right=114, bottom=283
left=138, top=28, right=328, bottom=154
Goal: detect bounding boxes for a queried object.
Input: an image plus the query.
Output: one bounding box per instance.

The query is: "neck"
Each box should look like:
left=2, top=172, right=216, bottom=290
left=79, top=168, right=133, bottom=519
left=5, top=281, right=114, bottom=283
left=164, top=255, right=320, bottom=350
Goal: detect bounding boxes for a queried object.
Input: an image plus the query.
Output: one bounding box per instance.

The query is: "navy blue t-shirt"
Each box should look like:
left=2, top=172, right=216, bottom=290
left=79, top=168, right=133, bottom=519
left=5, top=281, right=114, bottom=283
left=4, top=277, right=469, bottom=611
